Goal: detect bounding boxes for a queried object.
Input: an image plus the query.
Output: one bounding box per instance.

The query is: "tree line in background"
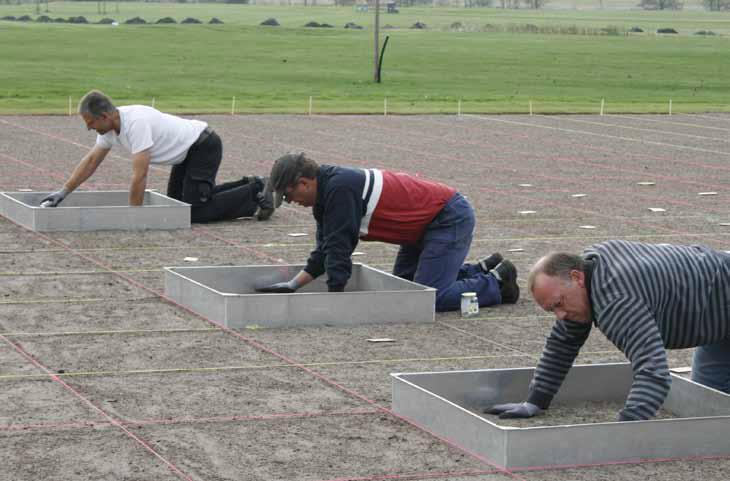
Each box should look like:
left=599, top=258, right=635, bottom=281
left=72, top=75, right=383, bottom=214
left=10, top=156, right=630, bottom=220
left=637, top=0, right=730, bottom=10
left=2, top=0, right=730, bottom=11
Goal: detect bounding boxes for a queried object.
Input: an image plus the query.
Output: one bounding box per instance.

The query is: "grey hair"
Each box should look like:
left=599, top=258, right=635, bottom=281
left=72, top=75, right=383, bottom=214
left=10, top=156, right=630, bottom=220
left=78, top=90, right=117, bottom=117
left=527, top=252, right=584, bottom=292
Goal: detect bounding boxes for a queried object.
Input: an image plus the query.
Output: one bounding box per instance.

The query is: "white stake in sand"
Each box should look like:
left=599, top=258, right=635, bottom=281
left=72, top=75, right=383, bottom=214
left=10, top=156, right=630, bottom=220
left=384, top=97, right=388, bottom=116
left=151, top=97, right=156, bottom=108
left=669, top=98, right=673, bottom=116
left=308, top=96, right=313, bottom=116
left=231, top=96, right=236, bottom=115
left=68, top=96, right=72, bottom=116
left=600, top=98, right=605, bottom=116
left=529, top=100, right=533, bottom=116
left=458, top=99, right=462, bottom=117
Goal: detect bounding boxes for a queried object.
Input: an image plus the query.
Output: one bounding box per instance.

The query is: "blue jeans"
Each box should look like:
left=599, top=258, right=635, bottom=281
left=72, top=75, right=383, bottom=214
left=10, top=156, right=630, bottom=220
left=392, top=193, right=501, bottom=312
left=692, top=338, right=730, bottom=393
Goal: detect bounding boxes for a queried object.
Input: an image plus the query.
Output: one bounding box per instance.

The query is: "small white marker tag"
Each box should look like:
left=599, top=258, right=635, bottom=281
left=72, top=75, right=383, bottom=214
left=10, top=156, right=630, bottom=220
left=352, top=252, right=365, bottom=256
left=670, top=366, right=692, bottom=374
left=183, top=257, right=199, bottom=262
left=719, top=223, right=730, bottom=227
left=17, top=188, right=33, bottom=192
left=288, top=233, right=308, bottom=237
left=698, top=192, right=718, bottom=196
left=579, top=225, right=596, bottom=229
left=367, top=338, right=395, bottom=343
left=518, top=183, right=533, bottom=187
left=571, top=194, right=587, bottom=198
left=637, top=181, right=656, bottom=186
left=507, top=248, right=524, bottom=252
left=648, top=208, right=666, bottom=212
left=518, top=210, right=537, bottom=215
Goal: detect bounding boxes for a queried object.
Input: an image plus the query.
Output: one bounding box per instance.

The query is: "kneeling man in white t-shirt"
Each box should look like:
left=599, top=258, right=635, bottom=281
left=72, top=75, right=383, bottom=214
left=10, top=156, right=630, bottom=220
left=41, top=90, right=275, bottom=223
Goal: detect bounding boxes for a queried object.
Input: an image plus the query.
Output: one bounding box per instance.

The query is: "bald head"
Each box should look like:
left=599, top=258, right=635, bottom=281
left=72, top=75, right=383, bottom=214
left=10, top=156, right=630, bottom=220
left=529, top=252, right=592, bottom=323
left=528, top=252, right=584, bottom=293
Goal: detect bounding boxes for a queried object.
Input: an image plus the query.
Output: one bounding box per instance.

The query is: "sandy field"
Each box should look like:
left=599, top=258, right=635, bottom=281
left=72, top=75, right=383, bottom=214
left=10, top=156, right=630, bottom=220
left=1, top=113, right=729, bottom=480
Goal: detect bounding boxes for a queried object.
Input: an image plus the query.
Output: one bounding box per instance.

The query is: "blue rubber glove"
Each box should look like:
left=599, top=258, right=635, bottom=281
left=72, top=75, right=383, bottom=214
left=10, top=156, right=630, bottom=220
left=40, top=188, right=69, bottom=207
left=484, top=402, right=541, bottom=419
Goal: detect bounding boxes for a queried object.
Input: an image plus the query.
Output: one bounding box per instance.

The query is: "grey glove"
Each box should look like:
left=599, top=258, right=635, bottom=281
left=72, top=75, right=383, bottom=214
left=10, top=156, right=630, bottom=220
left=484, top=402, right=541, bottom=419
left=255, top=278, right=301, bottom=293
left=40, top=188, right=69, bottom=207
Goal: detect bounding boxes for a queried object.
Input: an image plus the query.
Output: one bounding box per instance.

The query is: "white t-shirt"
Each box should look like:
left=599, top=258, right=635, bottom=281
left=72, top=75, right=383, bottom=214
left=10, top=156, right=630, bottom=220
left=95, top=105, right=207, bottom=166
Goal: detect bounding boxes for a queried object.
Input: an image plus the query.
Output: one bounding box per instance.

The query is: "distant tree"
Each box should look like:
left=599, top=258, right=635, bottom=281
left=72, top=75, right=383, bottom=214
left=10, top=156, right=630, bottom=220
left=523, top=0, right=546, bottom=7
left=497, top=0, right=520, bottom=7
left=638, top=0, right=682, bottom=9
left=703, top=0, right=730, bottom=9
left=465, top=0, right=492, bottom=6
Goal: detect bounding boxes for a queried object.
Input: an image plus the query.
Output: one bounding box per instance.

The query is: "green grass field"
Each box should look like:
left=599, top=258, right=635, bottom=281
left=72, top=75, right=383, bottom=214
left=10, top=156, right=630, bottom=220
left=2, top=2, right=730, bottom=113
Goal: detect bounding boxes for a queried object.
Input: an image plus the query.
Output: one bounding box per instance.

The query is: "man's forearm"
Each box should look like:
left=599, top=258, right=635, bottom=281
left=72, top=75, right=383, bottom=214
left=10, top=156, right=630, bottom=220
left=129, top=151, right=151, bottom=206
left=128, top=176, right=147, bottom=206
left=64, top=152, right=104, bottom=193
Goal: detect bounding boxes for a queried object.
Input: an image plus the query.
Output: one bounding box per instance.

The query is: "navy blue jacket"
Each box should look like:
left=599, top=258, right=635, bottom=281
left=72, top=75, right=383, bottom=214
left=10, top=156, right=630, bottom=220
left=304, top=165, right=366, bottom=292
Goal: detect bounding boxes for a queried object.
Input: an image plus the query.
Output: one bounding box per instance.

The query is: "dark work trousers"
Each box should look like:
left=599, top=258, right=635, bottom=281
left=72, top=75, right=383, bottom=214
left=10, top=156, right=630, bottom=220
left=166, top=129, right=261, bottom=223
left=392, top=193, right=501, bottom=312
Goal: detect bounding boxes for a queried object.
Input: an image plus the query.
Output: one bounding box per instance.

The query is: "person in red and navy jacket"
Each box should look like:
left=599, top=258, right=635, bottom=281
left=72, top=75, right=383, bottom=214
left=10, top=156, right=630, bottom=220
left=256, top=152, right=519, bottom=312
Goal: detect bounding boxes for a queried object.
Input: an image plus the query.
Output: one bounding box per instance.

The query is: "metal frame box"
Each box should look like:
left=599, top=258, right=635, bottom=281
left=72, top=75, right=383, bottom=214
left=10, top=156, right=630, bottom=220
left=392, top=363, right=730, bottom=469
left=164, top=263, right=436, bottom=328
left=0, top=191, right=190, bottom=232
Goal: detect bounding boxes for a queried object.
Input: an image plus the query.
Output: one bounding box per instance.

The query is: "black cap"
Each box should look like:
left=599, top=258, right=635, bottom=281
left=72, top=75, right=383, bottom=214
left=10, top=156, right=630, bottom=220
left=266, top=152, right=307, bottom=207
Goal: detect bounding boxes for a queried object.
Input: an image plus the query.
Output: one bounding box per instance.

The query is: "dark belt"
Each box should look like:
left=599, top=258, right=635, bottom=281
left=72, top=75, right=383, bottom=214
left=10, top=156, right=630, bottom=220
left=193, top=126, right=214, bottom=146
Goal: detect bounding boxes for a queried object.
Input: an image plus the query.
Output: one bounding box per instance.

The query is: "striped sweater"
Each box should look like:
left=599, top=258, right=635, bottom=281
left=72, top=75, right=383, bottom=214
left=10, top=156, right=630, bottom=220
left=527, top=240, right=730, bottom=420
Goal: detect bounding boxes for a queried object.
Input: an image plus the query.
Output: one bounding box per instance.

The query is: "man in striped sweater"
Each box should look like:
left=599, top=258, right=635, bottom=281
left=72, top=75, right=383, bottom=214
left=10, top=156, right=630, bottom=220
left=255, top=152, right=520, bottom=312
left=487, top=240, right=730, bottom=421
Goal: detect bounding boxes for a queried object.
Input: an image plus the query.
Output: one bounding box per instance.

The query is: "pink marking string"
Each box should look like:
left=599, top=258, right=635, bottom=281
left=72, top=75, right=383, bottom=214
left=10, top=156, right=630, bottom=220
left=313, top=467, right=503, bottom=481
left=4, top=118, right=725, bottom=476
left=420, top=114, right=730, bottom=183
left=0, top=215, right=524, bottom=481
left=1, top=407, right=380, bottom=433
left=0, top=335, right=196, bottom=481
left=265, top=115, right=728, bottom=214
left=258, top=115, right=730, bottom=245
left=0, top=118, right=168, bottom=174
